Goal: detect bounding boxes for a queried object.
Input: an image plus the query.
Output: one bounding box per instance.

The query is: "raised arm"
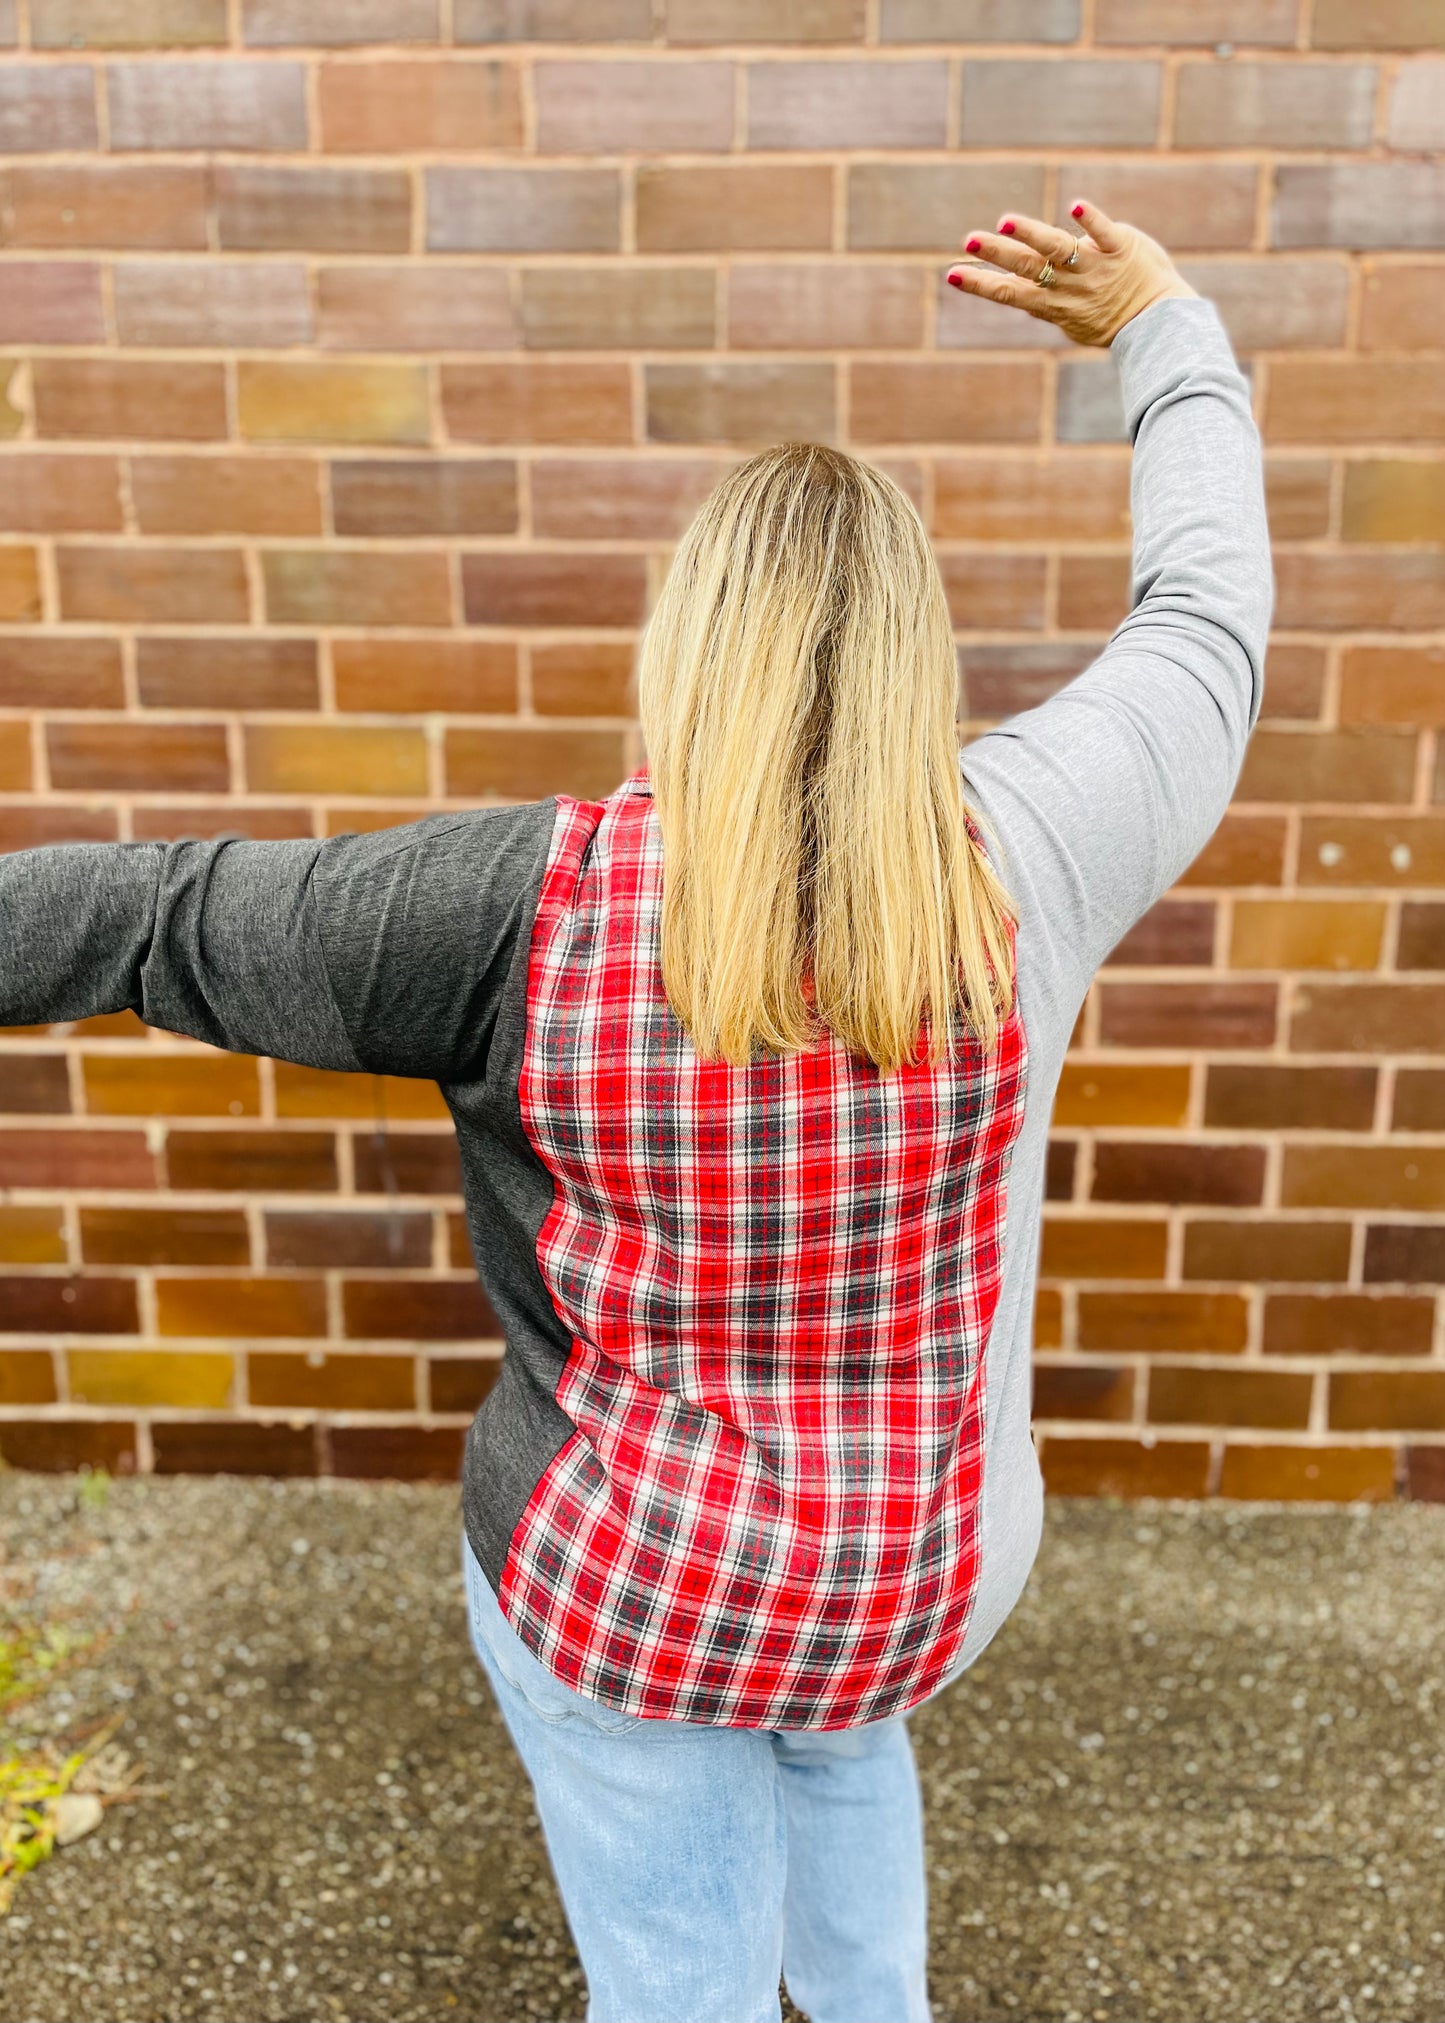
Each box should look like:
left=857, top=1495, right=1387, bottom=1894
left=947, top=198, right=1274, bottom=993
left=0, top=802, right=557, bottom=1082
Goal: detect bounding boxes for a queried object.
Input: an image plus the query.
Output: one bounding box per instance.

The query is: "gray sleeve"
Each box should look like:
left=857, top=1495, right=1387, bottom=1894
left=0, top=801, right=556, bottom=1083
left=960, top=292, right=1274, bottom=995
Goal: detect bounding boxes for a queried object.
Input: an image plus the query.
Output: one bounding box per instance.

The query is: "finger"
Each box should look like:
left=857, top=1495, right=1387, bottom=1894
left=959, top=228, right=1042, bottom=281
left=1065, top=195, right=1127, bottom=256
left=995, top=210, right=1081, bottom=266
left=946, top=264, right=1056, bottom=321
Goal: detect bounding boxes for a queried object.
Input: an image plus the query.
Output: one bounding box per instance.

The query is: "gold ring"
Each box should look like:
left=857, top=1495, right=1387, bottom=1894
left=1064, top=235, right=1081, bottom=268
left=1037, top=260, right=1056, bottom=287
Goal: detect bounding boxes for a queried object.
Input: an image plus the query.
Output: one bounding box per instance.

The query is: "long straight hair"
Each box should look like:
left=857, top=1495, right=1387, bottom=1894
left=636, top=443, right=1017, bottom=1078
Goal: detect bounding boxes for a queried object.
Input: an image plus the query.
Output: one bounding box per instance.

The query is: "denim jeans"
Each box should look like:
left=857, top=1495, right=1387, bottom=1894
left=462, top=1528, right=933, bottom=2023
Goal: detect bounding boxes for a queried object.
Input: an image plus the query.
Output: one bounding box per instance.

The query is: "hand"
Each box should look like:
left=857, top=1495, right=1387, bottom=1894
left=945, top=196, right=1198, bottom=349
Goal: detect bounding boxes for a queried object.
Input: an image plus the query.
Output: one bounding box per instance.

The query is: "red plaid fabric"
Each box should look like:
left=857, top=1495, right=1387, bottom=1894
left=502, top=766, right=1028, bottom=1729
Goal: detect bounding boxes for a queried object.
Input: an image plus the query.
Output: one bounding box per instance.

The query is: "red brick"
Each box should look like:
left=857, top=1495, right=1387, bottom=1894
left=443, top=362, right=634, bottom=446
left=536, top=59, right=735, bottom=152
left=1359, top=266, right=1445, bottom=351
left=1299, top=817, right=1445, bottom=889
left=56, top=547, right=249, bottom=625
left=1173, top=59, right=1375, bottom=149
left=960, top=59, right=1160, bottom=148
left=329, top=1424, right=464, bottom=1481
left=1399, top=906, right=1445, bottom=972
left=730, top=264, right=923, bottom=350
left=333, top=638, right=517, bottom=716
left=352, top=1130, right=462, bottom=1196
left=1047, top=1140, right=1078, bottom=1201
left=250, top=1352, right=414, bottom=1411
left=137, top=639, right=318, bottom=713
left=446, top=726, right=628, bottom=803
left=318, top=58, right=522, bottom=153
left=130, top=455, right=322, bottom=537
left=461, top=553, right=646, bottom=629
left=1178, top=261, right=1349, bottom=355
left=1177, top=816, right=1288, bottom=889
left=647, top=362, right=836, bottom=445
left=0, top=637, right=122, bottom=711
left=532, top=640, right=637, bottom=718
left=1273, top=163, right=1445, bottom=251
left=1331, top=1373, right=1445, bottom=1434
left=130, top=805, right=313, bottom=844
left=166, top=1130, right=337, bottom=1193
left=427, top=165, right=620, bottom=253
left=0, top=260, right=104, bottom=344
left=852, top=364, right=1042, bottom=448
left=1041, top=1437, right=1211, bottom=1499
left=520, top=266, right=715, bottom=350
left=32, top=0, right=228, bottom=45
left=113, top=260, right=312, bottom=348
left=0, top=164, right=207, bottom=250
left=749, top=59, right=948, bottom=148
left=1282, top=1145, right=1445, bottom=1212
left=331, top=459, right=517, bottom=538
left=942, top=559, right=1049, bottom=638
left=0, top=454, right=121, bottom=534
left=1264, top=464, right=1333, bottom=543
left=0, top=1273, right=137, bottom=1335
left=265, top=1210, right=433, bottom=1270
left=46, top=721, right=230, bottom=794
left=1238, top=728, right=1417, bottom=804
left=936, top=457, right=1129, bottom=540
left=262, top=550, right=451, bottom=628
left=429, top=1355, right=501, bottom=1413
left=217, top=166, right=412, bottom=253
left=1219, top=1443, right=1396, bottom=1503
left=1364, top=1223, right=1445, bottom=1283
left=342, top=1278, right=498, bottom=1341
left=1065, top=159, right=1260, bottom=251
left=1078, top=1290, right=1248, bottom=1357
left=1105, top=900, right=1215, bottom=967
left=0, top=1420, right=137, bottom=1475
left=0, top=63, right=96, bottom=150
left=79, top=1206, right=249, bottom=1267
left=0, top=808, right=118, bottom=850
left=531, top=457, right=720, bottom=542
left=1267, top=361, right=1445, bottom=444
left=1204, top=1064, right=1376, bottom=1133
left=0, top=1054, right=68, bottom=1115
left=245, top=0, right=440, bottom=40
left=1033, top=1363, right=1136, bottom=1424
left=1182, top=1219, right=1352, bottom=1284
left=33, top=359, right=227, bottom=442
left=108, top=59, right=307, bottom=152
left=1292, top=982, right=1445, bottom=1056
left=1339, top=647, right=1445, bottom=727
left=1407, top=1448, right=1445, bottom=1501
left=1097, top=982, right=1277, bottom=1050
left=639, top=163, right=834, bottom=252
left=1093, top=1142, right=1266, bottom=1208
left=319, top=266, right=516, bottom=354
left=1149, top=1367, right=1312, bottom=1431
left=153, top=1418, right=318, bottom=1476
left=847, top=162, right=1042, bottom=256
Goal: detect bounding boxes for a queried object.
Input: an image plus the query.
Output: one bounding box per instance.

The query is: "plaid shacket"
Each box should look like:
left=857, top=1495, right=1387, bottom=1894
left=501, top=767, right=1028, bottom=1729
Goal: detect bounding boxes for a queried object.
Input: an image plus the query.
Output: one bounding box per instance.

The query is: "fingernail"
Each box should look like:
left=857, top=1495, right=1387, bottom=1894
left=1071, top=202, right=1085, bottom=219
left=947, top=272, right=966, bottom=289
left=1000, top=219, right=1016, bottom=236
left=965, top=237, right=981, bottom=254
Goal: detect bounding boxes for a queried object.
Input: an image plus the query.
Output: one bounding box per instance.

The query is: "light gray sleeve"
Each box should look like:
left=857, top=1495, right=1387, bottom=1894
left=960, top=292, right=1274, bottom=996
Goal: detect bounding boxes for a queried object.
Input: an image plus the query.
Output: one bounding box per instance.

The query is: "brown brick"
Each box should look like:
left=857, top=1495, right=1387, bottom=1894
left=1179, top=816, right=1287, bottom=886
left=318, top=58, right=521, bottom=153
left=531, top=458, right=719, bottom=542
left=1281, top=1145, right=1445, bottom=1212
left=245, top=0, right=440, bottom=41
left=1040, top=1217, right=1168, bottom=1280
left=0, top=636, right=123, bottom=708
left=446, top=726, right=627, bottom=803
left=45, top=722, right=228, bottom=794
left=1042, top=1436, right=1210, bottom=1498
left=1294, top=981, right=1445, bottom=1056
left=1067, top=159, right=1260, bottom=251
left=1036, top=1287, right=1063, bottom=1351
left=1033, top=1363, right=1135, bottom=1423
left=851, top=363, right=1041, bottom=448
left=130, top=454, right=321, bottom=538
left=0, top=548, right=44, bottom=623
left=79, top=1206, right=249, bottom=1267
left=217, top=165, right=412, bottom=254
left=1097, top=982, right=1277, bottom=1050
left=536, top=59, right=734, bottom=151
left=461, top=553, right=646, bottom=629
left=33, top=0, right=228, bottom=44
left=108, top=58, right=307, bottom=152
left=639, top=163, right=832, bottom=253
left=113, top=260, right=312, bottom=348
left=457, top=0, right=648, bottom=33
left=1204, top=1064, right=1376, bottom=1135
left=0, top=1054, right=68, bottom=1114
left=0, top=260, right=104, bottom=344
left=882, top=0, right=1078, bottom=37
left=1179, top=260, right=1349, bottom=356
left=647, top=361, right=836, bottom=445
left=1150, top=1367, right=1312, bottom=1431
left=1047, top=1140, right=1078, bottom=1202
left=0, top=1420, right=137, bottom=1475
left=82, top=1052, right=259, bottom=1118
left=166, top=1130, right=337, bottom=1193
left=1406, top=1448, right=1445, bottom=1501
left=0, top=164, right=207, bottom=250
left=0, top=1350, right=58, bottom=1405
left=0, top=1126, right=154, bottom=1190
left=157, top=1275, right=327, bottom=1340
left=56, top=547, right=248, bottom=625
left=521, top=267, right=715, bottom=351
left=0, top=1272, right=137, bottom=1335
left=1300, top=817, right=1445, bottom=889
left=0, top=808, right=119, bottom=850
left=330, top=459, right=515, bottom=540
left=1269, top=361, right=1445, bottom=446
left=1275, top=164, right=1445, bottom=251
left=68, top=1348, right=233, bottom=1409
left=1331, top=1373, right=1445, bottom=1434
left=1339, top=647, right=1445, bottom=728
left=942, top=559, right=1049, bottom=638
left=329, top=1424, right=464, bottom=1480
left=427, top=166, right=619, bottom=254
left=238, top=362, right=430, bottom=447
left=1052, top=1064, right=1191, bottom=1129
left=352, top=1130, right=462, bottom=1196
left=250, top=1351, right=414, bottom=1411
left=1174, top=59, right=1375, bottom=149
left=846, top=163, right=1042, bottom=253
left=1364, top=1223, right=1445, bottom=1283
left=1220, top=1443, right=1396, bottom=1502
left=532, top=640, right=637, bottom=717
left=34, top=359, right=227, bottom=442
left=429, top=1354, right=501, bottom=1413
left=1106, top=900, right=1216, bottom=968
left=1341, top=461, right=1445, bottom=545
left=1392, top=53, right=1445, bottom=145
left=137, top=638, right=318, bottom=713
left=0, top=1197, right=67, bottom=1262
left=1311, top=0, right=1445, bottom=48
left=1264, top=463, right=1332, bottom=543
left=131, top=806, right=313, bottom=844
left=265, top=1210, right=433, bottom=1270
left=935, top=457, right=1128, bottom=541
left=730, top=264, right=923, bottom=350
left=262, top=550, right=451, bottom=629
left=1183, top=1219, right=1352, bottom=1284
left=0, top=720, right=30, bottom=790
left=333, top=638, right=517, bottom=716
left=1360, top=266, right=1445, bottom=351
left=749, top=59, right=948, bottom=148
left=1239, top=729, right=1417, bottom=805
left=443, top=361, right=634, bottom=446
left=1093, top=1142, right=1265, bottom=1208
left=1079, top=1290, right=1248, bottom=1357
left=245, top=725, right=427, bottom=799
left=274, top=1065, right=447, bottom=1122
left=1398, top=905, right=1445, bottom=972
left=0, top=455, right=126, bottom=535
left=153, top=1418, right=318, bottom=1476
left=960, top=59, right=1160, bottom=148
left=1230, top=900, right=1385, bottom=973
left=0, top=62, right=96, bottom=151
left=343, top=1278, right=498, bottom=1341
left=668, top=0, right=862, bottom=36
left=1096, top=0, right=1295, bottom=40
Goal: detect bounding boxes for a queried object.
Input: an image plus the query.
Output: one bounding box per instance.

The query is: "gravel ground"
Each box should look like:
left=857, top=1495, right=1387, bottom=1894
left=1, top=1476, right=1442, bottom=2023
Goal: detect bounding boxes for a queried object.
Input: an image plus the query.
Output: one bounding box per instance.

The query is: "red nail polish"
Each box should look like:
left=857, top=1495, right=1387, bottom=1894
left=947, top=272, right=966, bottom=289
left=1071, top=202, right=1085, bottom=219
left=1000, top=219, right=1016, bottom=236
left=965, top=237, right=981, bottom=253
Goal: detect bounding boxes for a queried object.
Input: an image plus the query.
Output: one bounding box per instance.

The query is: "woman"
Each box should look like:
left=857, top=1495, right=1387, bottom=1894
left=0, top=200, right=1271, bottom=2022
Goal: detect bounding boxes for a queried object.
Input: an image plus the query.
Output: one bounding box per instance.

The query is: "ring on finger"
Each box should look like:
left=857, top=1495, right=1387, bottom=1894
left=1063, top=234, right=1081, bottom=268
left=1036, top=259, right=1056, bottom=287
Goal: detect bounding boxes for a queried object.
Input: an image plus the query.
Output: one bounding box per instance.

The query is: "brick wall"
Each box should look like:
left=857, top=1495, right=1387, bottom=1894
left=1, top=0, right=1442, bottom=1500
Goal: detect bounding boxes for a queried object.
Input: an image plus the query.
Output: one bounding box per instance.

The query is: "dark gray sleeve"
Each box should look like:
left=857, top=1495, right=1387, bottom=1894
left=961, top=293, right=1275, bottom=996
left=0, top=801, right=557, bottom=1083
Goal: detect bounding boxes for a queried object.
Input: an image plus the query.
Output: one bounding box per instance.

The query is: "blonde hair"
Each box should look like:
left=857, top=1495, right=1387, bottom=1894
left=637, top=442, right=1017, bottom=1078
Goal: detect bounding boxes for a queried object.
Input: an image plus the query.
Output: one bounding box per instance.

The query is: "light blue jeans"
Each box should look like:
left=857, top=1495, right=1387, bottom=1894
left=462, top=1529, right=933, bottom=2023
